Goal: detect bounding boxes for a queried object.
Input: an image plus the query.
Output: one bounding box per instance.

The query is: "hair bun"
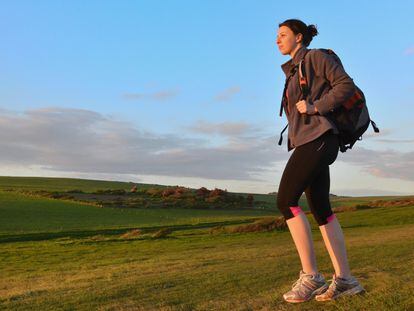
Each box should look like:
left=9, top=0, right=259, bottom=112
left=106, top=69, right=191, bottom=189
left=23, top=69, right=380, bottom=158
left=307, top=24, right=318, bottom=37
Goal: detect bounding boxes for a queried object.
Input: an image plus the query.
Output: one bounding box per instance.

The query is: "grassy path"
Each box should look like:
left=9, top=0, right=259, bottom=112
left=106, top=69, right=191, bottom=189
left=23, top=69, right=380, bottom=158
left=1, top=204, right=413, bottom=310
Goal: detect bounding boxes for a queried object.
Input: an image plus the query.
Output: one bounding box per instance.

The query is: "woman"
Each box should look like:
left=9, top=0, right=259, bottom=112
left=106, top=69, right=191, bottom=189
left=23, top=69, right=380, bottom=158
left=275, top=19, right=366, bottom=303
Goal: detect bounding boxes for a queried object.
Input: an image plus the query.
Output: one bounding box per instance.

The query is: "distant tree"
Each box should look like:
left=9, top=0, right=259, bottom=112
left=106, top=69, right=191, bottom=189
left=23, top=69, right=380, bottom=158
left=247, top=194, right=254, bottom=207
left=162, top=188, right=176, bottom=197
left=196, top=187, right=210, bottom=197
left=146, top=187, right=163, bottom=197
left=209, top=188, right=227, bottom=197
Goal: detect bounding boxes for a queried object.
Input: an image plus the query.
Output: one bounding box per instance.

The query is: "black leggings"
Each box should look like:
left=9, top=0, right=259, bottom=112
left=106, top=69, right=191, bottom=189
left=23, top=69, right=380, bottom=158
left=276, top=130, right=340, bottom=226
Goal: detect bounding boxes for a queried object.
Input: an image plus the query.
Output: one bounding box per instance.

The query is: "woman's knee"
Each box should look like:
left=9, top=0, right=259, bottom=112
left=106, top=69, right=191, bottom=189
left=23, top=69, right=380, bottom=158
left=312, top=210, right=336, bottom=226
left=276, top=194, right=304, bottom=220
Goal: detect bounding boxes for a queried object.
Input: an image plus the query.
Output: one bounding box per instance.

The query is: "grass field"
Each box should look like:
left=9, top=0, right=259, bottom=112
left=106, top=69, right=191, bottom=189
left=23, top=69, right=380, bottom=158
left=0, top=176, right=413, bottom=310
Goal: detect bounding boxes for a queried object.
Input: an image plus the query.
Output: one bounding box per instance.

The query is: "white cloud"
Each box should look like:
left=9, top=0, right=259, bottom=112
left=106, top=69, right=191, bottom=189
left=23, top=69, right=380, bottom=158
left=0, top=107, right=286, bottom=181
left=375, top=138, right=414, bottom=143
left=214, top=86, right=241, bottom=102
left=122, top=89, right=178, bottom=101
left=404, top=46, right=414, bottom=55
left=338, top=146, right=414, bottom=182
left=0, top=107, right=413, bottom=195
left=186, top=120, right=259, bottom=136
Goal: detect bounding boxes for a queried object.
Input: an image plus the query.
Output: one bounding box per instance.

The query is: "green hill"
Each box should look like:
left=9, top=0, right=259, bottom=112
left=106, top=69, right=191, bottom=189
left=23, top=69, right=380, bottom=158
left=0, top=176, right=413, bottom=310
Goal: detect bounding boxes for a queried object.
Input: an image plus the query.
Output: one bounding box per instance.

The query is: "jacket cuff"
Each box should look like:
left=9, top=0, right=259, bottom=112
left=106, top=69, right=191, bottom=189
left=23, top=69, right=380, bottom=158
left=306, top=98, right=318, bottom=115
left=314, top=100, right=333, bottom=116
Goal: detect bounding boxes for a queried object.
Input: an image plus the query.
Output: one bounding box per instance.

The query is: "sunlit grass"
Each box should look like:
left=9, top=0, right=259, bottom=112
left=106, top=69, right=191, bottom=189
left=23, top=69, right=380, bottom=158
left=0, top=176, right=413, bottom=310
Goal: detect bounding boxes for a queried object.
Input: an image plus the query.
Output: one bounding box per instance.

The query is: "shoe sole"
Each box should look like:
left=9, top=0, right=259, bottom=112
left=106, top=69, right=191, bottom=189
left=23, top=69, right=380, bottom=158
left=284, top=283, right=329, bottom=303
left=315, top=285, right=366, bottom=301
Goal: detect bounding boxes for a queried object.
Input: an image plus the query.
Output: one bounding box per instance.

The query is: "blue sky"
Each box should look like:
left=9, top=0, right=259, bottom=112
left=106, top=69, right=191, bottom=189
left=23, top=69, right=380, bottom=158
left=0, top=0, right=413, bottom=196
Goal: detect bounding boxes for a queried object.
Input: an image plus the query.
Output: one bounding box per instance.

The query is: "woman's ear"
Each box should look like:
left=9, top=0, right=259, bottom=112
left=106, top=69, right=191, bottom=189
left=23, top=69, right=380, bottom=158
left=295, top=33, right=303, bottom=44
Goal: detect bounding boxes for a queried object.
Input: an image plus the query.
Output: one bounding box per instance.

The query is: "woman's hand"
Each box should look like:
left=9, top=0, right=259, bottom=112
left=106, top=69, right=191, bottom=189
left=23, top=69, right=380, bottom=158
left=296, top=100, right=317, bottom=115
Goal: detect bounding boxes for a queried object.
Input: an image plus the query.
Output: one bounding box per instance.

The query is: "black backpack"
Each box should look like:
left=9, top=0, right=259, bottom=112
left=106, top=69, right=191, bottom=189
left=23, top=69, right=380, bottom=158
left=278, top=48, right=380, bottom=153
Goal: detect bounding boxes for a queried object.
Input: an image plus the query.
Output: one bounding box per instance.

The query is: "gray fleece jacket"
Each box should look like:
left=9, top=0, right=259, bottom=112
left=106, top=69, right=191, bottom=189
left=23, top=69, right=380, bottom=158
left=280, top=46, right=356, bottom=151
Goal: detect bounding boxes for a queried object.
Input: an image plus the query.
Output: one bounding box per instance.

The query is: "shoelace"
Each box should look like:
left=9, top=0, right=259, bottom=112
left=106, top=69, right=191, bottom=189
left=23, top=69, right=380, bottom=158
left=291, top=273, right=317, bottom=291
left=326, top=278, right=338, bottom=294
left=291, top=276, right=306, bottom=290
left=326, top=275, right=348, bottom=295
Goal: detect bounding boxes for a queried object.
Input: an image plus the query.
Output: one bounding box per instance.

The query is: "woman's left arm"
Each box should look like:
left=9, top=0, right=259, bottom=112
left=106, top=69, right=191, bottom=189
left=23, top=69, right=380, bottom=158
left=307, top=50, right=356, bottom=116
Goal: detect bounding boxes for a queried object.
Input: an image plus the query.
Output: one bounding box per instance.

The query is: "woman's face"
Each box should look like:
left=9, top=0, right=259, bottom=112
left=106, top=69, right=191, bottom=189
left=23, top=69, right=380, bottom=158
left=276, top=25, right=302, bottom=55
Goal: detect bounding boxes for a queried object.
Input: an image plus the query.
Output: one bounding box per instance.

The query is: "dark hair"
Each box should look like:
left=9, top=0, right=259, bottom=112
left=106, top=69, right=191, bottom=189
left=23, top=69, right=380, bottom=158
left=279, top=19, right=318, bottom=47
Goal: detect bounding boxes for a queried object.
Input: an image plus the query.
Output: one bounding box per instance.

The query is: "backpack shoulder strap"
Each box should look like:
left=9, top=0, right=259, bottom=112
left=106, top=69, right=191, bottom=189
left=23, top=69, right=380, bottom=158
left=370, top=120, right=380, bottom=133
left=298, top=49, right=313, bottom=96
left=319, top=48, right=344, bottom=68
left=279, top=65, right=299, bottom=117
left=278, top=123, right=289, bottom=146
left=298, top=49, right=312, bottom=124
left=278, top=49, right=312, bottom=146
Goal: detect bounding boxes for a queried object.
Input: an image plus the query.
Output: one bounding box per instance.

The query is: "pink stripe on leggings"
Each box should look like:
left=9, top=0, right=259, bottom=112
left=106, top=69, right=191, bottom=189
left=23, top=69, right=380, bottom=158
left=289, top=206, right=303, bottom=216
left=327, top=213, right=336, bottom=223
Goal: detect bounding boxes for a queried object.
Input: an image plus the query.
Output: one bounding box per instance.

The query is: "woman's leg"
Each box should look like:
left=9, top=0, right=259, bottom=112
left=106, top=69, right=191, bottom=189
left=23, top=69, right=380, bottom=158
left=277, top=133, right=336, bottom=275
left=285, top=210, right=319, bottom=275
left=311, top=170, right=365, bottom=301
left=304, top=135, right=352, bottom=279
left=319, top=216, right=351, bottom=279
left=277, top=146, right=319, bottom=275
left=277, top=130, right=340, bottom=275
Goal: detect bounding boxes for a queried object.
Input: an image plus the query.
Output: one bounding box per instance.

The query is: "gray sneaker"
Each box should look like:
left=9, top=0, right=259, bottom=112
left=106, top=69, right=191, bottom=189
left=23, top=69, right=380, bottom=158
left=283, top=270, right=329, bottom=303
left=315, top=273, right=366, bottom=301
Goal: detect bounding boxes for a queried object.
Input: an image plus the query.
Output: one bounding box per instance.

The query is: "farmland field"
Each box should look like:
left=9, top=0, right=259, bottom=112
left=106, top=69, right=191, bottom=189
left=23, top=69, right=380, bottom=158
left=0, top=177, right=413, bottom=310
